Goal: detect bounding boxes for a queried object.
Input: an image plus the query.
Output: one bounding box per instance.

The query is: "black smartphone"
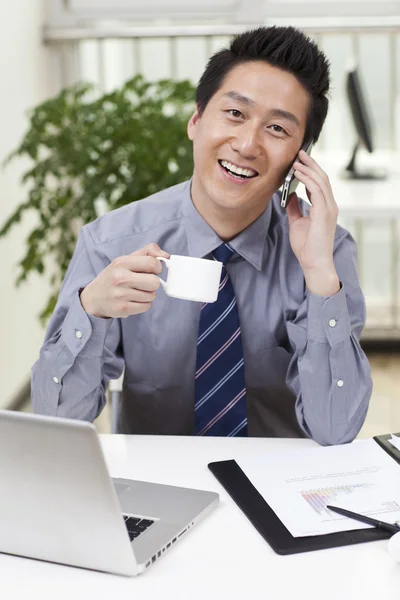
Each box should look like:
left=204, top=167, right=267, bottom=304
left=280, top=140, right=313, bottom=209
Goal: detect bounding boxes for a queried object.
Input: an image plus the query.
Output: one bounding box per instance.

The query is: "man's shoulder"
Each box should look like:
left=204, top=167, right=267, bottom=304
left=83, top=180, right=190, bottom=246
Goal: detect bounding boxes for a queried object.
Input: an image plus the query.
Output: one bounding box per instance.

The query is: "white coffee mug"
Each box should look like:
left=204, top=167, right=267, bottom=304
left=156, top=255, right=223, bottom=303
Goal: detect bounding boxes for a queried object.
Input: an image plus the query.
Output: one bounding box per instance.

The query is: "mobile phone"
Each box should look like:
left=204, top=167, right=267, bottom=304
left=280, top=140, right=313, bottom=209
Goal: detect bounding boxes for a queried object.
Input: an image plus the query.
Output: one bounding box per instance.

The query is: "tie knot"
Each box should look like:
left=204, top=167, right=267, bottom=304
left=212, top=243, right=235, bottom=266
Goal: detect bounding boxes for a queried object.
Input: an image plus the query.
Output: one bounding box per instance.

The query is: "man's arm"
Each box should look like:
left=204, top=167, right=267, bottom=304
left=31, top=224, right=168, bottom=421
left=284, top=150, right=372, bottom=445
left=285, top=231, right=372, bottom=445
left=31, top=227, right=124, bottom=421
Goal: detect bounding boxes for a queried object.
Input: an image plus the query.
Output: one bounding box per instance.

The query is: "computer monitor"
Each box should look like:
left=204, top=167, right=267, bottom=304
left=343, top=65, right=386, bottom=180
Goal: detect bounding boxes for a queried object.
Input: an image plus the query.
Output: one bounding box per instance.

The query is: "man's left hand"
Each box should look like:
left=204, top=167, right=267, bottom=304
left=286, top=149, right=341, bottom=297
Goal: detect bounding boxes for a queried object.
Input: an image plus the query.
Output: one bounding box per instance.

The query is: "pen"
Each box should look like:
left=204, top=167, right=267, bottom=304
left=326, top=505, right=400, bottom=534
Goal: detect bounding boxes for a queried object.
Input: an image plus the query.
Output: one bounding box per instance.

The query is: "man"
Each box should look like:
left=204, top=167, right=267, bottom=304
left=32, top=26, right=372, bottom=445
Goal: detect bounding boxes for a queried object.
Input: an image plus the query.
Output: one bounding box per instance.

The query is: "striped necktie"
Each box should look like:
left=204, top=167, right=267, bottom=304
left=194, top=243, right=248, bottom=437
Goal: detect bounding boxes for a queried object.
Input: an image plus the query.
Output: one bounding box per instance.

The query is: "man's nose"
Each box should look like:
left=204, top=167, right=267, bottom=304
left=230, top=122, right=262, bottom=160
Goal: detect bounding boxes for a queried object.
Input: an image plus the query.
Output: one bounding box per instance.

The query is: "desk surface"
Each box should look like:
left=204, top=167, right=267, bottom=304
left=2, top=435, right=400, bottom=599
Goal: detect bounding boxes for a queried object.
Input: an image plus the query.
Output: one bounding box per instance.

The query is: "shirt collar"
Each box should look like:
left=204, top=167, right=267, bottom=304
left=181, top=179, right=273, bottom=271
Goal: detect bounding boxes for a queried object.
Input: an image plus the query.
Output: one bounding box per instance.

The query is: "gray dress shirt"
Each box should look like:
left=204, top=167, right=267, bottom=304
left=32, top=180, right=372, bottom=445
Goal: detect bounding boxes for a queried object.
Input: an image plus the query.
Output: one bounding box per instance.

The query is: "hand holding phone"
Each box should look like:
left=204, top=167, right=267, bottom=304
left=280, top=140, right=313, bottom=209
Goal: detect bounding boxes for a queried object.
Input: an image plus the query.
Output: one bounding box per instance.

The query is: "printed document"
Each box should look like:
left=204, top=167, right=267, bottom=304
left=239, top=439, right=400, bottom=537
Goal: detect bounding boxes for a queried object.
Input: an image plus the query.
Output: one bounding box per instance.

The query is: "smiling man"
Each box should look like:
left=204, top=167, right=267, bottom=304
left=32, top=26, right=372, bottom=445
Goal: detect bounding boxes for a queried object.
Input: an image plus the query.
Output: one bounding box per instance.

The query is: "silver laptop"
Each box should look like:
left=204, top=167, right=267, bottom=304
left=0, top=410, right=219, bottom=576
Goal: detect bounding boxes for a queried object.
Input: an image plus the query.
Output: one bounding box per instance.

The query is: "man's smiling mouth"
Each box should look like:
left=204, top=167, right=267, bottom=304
left=218, top=160, right=259, bottom=180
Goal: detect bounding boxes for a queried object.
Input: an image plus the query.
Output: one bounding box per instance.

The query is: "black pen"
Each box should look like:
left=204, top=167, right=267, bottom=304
left=326, top=504, right=400, bottom=534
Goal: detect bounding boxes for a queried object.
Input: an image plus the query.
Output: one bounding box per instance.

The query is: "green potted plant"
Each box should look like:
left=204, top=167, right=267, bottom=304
left=1, top=74, right=196, bottom=322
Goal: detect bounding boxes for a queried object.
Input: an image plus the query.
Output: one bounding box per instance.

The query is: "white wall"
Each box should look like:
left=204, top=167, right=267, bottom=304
left=0, top=0, right=53, bottom=406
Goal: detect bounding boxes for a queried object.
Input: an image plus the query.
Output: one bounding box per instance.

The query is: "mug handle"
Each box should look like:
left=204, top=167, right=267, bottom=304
left=156, top=256, right=170, bottom=290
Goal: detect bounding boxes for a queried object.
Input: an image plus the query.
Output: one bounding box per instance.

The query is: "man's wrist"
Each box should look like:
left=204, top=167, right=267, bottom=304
left=303, top=267, right=341, bottom=297
left=79, top=287, right=94, bottom=314
left=79, top=286, right=107, bottom=319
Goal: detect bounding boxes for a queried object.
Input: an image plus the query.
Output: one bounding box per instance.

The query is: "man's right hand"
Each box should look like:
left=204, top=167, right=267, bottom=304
left=80, top=243, right=170, bottom=319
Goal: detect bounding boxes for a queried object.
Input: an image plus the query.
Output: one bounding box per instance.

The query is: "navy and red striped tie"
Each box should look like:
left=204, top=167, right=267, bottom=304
left=194, top=243, right=247, bottom=437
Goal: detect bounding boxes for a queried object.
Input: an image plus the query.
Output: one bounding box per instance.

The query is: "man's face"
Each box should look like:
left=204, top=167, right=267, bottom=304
left=187, top=61, right=310, bottom=222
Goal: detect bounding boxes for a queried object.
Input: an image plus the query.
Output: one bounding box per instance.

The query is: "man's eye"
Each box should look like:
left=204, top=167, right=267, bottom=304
left=228, top=109, right=243, bottom=118
left=271, top=124, right=286, bottom=134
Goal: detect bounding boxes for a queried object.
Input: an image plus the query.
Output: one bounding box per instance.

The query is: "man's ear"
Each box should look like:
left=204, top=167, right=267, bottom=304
left=187, top=106, right=201, bottom=141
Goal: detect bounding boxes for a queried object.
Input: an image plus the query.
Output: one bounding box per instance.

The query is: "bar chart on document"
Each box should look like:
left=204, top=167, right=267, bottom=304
left=300, top=483, right=400, bottom=518
left=239, top=439, right=400, bottom=537
left=301, top=483, right=373, bottom=516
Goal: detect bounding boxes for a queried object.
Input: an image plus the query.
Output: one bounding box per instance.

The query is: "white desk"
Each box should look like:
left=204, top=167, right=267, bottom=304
left=2, top=435, right=400, bottom=599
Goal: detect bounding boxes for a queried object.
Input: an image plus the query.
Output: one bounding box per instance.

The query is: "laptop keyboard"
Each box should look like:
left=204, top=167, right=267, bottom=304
left=123, top=515, right=155, bottom=542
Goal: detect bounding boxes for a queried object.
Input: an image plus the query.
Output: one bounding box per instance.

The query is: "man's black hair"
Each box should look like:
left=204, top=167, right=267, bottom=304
left=196, top=26, right=330, bottom=143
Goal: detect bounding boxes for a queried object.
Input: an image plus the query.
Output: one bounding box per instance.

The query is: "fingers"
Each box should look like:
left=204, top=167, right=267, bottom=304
left=285, top=193, right=303, bottom=226
left=128, top=243, right=170, bottom=274
left=114, top=254, right=164, bottom=275
left=131, top=243, right=169, bottom=259
left=130, top=272, right=161, bottom=292
left=106, top=279, right=158, bottom=318
left=111, top=285, right=157, bottom=318
left=293, top=167, right=325, bottom=209
left=114, top=288, right=157, bottom=303
left=111, top=266, right=161, bottom=291
left=295, top=165, right=338, bottom=220
left=298, top=149, right=327, bottom=180
left=295, top=161, right=329, bottom=198
left=295, top=150, right=338, bottom=214
left=110, top=243, right=167, bottom=303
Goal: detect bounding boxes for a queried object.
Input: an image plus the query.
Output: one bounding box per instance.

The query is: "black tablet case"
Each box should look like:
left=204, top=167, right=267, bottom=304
left=373, top=432, right=400, bottom=465
left=208, top=433, right=400, bottom=555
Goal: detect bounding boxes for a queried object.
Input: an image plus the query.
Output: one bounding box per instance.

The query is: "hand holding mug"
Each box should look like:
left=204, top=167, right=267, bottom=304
left=80, top=243, right=170, bottom=318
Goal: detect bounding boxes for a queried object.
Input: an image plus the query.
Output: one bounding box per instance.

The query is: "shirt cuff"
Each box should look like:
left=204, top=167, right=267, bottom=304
left=61, top=290, right=113, bottom=358
left=306, top=283, right=351, bottom=346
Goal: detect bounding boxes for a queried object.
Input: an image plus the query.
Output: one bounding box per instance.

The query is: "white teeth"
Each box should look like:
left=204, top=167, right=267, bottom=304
left=221, top=160, right=256, bottom=178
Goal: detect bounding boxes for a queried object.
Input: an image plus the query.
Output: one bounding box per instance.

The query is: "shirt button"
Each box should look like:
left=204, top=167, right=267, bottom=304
left=329, top=319, right=337, bottom=328
left=337, top=379, right=344, bottom=388
left=53, top=377, right=59, bottom=384
left=75, top=330, right=83, bottom=339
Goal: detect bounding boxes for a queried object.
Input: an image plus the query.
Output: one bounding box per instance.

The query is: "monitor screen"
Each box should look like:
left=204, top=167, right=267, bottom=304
left=346, top=67, right=374, bottom=153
